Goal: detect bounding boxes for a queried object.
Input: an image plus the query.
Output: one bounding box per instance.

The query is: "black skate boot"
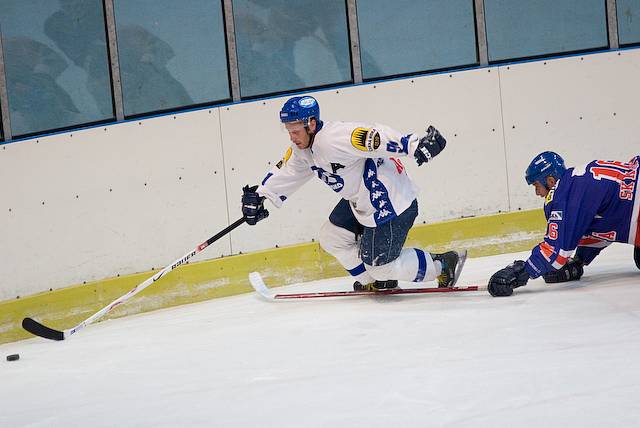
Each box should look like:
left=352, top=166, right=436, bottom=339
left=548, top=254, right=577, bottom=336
left=635, top=246, right=640, bottom=270
left=432, top=250, right=468, bottom=287
left=353, top=279, right=398, bottom=291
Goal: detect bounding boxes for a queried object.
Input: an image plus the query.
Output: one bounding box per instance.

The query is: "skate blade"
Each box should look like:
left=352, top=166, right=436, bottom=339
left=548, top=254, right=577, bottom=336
left=451, top=249, right=468, bottom=287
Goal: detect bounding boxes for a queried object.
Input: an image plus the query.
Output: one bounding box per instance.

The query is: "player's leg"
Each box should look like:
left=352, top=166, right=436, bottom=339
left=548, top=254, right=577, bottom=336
left=359, top=199, right=436, bottom=285
left=361, top=200, right=465, bottom=287
left=359, top=200, right=422, bottom=288
left=318, top=199, right=375, bottom=285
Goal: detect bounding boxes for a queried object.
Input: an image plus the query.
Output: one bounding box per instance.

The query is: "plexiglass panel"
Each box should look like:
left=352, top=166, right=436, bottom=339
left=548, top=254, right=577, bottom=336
left=617, top=0, right=640, bottom=45
left=113, top=0, right=230, bottom=117
left=233, top=0, right=352, bottom=98
left=357, top=0, right=477, bottom=80
left=484, top=0, right=608, bottom=62
left=0, top=0, right=114, bottom=137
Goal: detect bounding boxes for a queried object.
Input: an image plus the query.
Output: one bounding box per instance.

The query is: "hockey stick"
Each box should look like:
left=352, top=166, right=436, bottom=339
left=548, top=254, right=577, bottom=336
left=249, top=272, right=484, bottom=300
left=22, top=217, right=247, bottom=341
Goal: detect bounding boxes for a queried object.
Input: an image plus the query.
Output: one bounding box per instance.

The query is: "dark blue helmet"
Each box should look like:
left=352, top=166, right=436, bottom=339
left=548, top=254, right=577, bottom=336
left=280, top=96, right=320, bottom=125
left=525, top=151, right=567, bottom=186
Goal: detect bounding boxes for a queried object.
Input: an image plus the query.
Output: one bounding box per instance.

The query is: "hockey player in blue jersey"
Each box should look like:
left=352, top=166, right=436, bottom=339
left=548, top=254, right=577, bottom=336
left=240, top=95, right=466, bottom=291
left=489, top=151, right=640, bottom=297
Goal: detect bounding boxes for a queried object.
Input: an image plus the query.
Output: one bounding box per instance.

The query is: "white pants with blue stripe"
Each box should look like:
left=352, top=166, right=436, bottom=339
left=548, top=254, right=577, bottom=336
left=318, top=221, right=440, bottom=284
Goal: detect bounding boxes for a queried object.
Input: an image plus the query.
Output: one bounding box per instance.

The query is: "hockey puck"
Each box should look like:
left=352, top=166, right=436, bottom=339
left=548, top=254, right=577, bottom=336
left=6, top=354, right=19, bottom=361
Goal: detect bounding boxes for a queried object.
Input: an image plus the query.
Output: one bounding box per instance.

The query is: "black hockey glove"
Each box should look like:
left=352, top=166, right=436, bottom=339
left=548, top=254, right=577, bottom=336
left=543, top=258, right=584, bottom=284
left=488, top=260, right=530, bottom=297
left=414, top=125, right=446, bottom=166
left=242, top=185, right=269, bottom=226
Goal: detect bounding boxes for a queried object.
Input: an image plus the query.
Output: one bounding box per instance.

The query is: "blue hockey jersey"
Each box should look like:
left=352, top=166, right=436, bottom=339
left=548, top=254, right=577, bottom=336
left=525, top=155, right=640, bottom=279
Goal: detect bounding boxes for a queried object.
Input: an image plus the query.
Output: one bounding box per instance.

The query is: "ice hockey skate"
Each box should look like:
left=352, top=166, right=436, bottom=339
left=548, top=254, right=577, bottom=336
left=432, top=250, right=467, bottom=287
left=353, top=279, right=398, bottom=291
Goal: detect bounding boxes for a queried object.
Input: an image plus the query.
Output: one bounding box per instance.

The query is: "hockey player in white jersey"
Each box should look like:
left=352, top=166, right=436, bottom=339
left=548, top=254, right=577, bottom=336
left=241, top=95, right=466, bottom=290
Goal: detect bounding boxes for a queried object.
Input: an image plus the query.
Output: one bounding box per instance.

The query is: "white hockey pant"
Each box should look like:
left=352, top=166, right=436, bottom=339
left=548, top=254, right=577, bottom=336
left=319, top=221, right=440, bottom=283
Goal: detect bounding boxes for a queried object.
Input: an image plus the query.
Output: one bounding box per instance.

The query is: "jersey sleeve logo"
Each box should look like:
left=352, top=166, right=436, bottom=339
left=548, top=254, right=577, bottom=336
left=549, top=210, right=563, bottom=221
left=276, top=147, right=293, bottom=169
left=351, top=127, right=380, bottom=152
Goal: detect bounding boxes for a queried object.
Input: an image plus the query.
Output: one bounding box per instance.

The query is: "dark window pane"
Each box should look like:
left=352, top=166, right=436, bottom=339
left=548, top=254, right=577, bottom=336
left=233, top=0, right=352, bottom=98
left=357, top=0, right=477, bottom=80
left=113, top=0, right=229, bottom=117
left=617, top=0, right=640, bottom=45
left=0, top=0, right=114, bottom=137
left=484, top=0, right=608, bottom=62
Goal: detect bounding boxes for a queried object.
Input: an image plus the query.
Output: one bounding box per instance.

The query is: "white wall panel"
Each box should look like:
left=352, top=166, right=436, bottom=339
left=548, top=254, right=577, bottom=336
left=499, top=50, right=640, bottom=210
left=0, top=109, right=229, bottom=300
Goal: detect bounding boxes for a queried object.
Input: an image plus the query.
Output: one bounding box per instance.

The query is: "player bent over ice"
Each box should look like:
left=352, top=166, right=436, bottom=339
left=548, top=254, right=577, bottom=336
left=241, top=95, right=466, bottom=291
left=488, top=151, right=640, bottom=297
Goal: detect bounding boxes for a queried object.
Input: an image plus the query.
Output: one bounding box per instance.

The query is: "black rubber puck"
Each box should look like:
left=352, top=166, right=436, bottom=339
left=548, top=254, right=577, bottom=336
left=6, top=354, right=19, bottom=361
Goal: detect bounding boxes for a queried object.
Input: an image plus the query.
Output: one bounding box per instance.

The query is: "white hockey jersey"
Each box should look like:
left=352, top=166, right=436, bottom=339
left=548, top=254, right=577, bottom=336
left=257, top=121, right=422, bottom=228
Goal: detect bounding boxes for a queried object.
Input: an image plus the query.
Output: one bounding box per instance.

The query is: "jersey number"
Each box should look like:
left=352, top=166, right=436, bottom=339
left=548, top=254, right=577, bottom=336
left=589, top=160, right=637, bottom=201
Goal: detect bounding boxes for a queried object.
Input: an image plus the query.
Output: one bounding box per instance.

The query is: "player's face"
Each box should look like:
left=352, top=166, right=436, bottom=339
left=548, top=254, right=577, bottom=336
left=533, top=181, right=549, bottom=198
left=285, top=119, right=316, bottom=149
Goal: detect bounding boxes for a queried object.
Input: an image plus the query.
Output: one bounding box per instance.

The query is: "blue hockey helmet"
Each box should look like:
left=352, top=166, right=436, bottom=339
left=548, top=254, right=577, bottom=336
left=525, top=151, right=567, bottom=186
left=279, top=96, right=320, bottom=126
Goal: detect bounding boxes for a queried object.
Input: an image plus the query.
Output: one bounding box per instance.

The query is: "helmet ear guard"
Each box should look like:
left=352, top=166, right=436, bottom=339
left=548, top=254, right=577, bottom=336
left=525, top=151, right=567, bottom=188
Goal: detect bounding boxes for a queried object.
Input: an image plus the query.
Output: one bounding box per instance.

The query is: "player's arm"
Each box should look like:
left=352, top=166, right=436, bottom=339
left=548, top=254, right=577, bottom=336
left=257, top=146, right=314, bottom=207
left=347, top=124, right=447, bottom=165
left=242, top=147, right=313, bottom=225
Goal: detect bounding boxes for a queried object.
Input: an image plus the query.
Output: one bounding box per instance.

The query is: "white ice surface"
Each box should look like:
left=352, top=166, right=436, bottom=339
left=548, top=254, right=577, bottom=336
left=2, top=244, right=640, bottom=428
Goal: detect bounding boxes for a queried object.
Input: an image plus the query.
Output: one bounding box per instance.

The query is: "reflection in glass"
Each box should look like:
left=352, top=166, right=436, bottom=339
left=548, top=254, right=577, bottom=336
left=113, top=0, right=229, bottom=117
left=484, top=0, right=608, bottom=62
left=357, top=0, right=477, bottom=80
left=0, top=0, right=114, bottom=137
left=617, top=0, right=640, bottom=46
left=233, top=0, right=352, bottom=98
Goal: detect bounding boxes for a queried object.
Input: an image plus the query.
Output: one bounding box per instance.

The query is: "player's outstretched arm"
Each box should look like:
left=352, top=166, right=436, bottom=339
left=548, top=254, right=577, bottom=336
left=414, top=126, right=447, bottom=166
left=242, top=185, right=269, bottom=225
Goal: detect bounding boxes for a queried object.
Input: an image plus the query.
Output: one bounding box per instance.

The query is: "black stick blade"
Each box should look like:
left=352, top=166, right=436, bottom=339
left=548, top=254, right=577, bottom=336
left=22, top=317, right=65, bottom=341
